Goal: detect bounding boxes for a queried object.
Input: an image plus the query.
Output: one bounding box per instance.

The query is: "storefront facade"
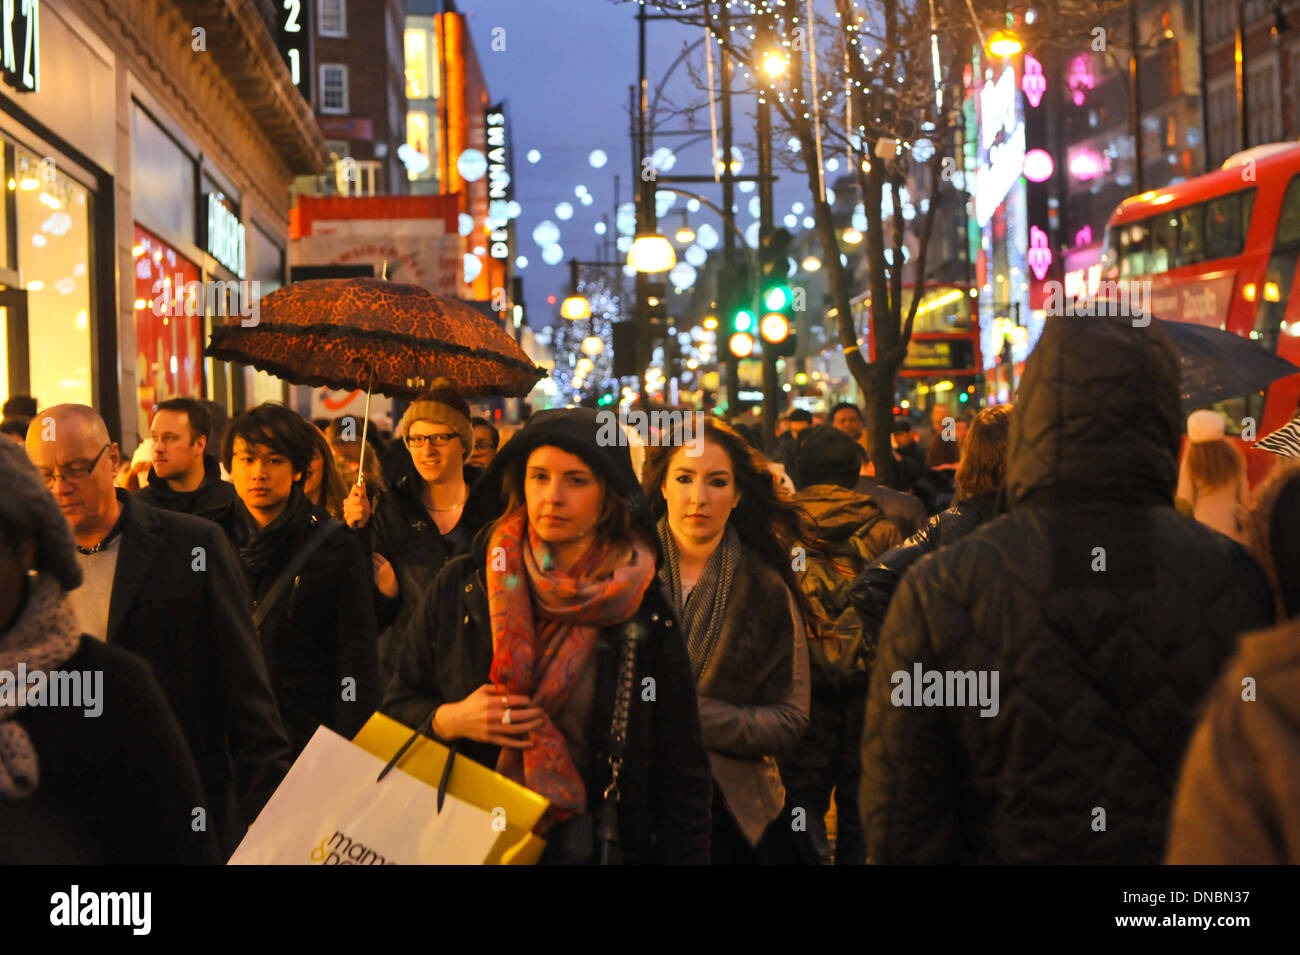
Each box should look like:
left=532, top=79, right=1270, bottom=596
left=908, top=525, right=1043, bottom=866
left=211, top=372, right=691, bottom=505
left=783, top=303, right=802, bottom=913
left=0, top=0, right=324, bottom=445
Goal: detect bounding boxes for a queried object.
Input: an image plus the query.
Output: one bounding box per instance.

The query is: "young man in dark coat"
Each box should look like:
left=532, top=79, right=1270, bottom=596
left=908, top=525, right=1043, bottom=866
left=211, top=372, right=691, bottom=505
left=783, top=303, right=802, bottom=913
left=136, top=397, right=236, bottom=532
left=223, top=403, right=380, bottom=757
left=860, top=314, right=1275, bottom=864
left=26, top=404, right=293, bottom=855
left=781, top=426, right=901, bottom=864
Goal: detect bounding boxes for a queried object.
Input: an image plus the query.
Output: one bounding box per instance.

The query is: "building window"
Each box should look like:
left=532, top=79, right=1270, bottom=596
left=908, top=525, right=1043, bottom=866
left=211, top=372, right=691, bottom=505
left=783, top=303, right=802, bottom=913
left=1247, top=54, right=1281, bottom=145
left=1207, top=75, right=1239, bottom=165
left=405, top=28, right=428, bottom=99
left=318, top=0, right=346, bottom=38
left=320, top=64, right=348, bottom=114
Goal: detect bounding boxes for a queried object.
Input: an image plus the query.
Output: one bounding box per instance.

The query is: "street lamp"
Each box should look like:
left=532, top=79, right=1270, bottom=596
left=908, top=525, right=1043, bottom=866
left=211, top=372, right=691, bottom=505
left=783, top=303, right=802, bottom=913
left=760, top=49, right=788, bottom=78
left=627, top=232, right=676, bottom=272
left=560, top=294, right=591, bottom=320
left=987, top=29, right=1023, bottom=57
left=674, top=211, right=696, bottom=244
left=582, top=335, right=605, bottom=356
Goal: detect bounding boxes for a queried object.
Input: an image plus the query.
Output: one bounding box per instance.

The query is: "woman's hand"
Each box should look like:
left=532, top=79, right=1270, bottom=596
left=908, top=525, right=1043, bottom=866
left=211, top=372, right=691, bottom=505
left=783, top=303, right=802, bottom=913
left=432, top=684, right=544, bottom=748
left=373, top=553, right=399, bottom=599
left=344, top=482, right=372, bottom=528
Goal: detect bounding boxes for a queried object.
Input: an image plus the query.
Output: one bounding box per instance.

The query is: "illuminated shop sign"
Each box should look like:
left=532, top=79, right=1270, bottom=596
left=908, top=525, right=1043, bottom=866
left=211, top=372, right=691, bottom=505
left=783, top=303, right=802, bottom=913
left=1067, top=55, right=1095, bottom=106
left=3, top=0, right=39, bottom=93
left=276, top=0, right=311, bottom=101
left=206, top=193, right=246, bottom=279
left=485, top=102, right=512, bottom=262
left=1021, top=55, right=1045, bottom=108
left=975, top=66, right=1025, bottom=227
left=1027, top=226, right=1052, bottom=280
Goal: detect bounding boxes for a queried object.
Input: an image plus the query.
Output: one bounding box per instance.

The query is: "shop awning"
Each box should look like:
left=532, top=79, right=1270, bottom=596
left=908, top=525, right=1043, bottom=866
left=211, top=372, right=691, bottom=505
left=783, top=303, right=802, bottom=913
left=173, top=0, right=328, bottom=176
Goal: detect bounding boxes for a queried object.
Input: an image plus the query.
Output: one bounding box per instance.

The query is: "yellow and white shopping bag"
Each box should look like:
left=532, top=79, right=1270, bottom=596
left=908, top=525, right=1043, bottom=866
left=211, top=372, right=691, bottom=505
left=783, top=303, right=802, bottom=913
left=229, top=713, right=548, bottom=865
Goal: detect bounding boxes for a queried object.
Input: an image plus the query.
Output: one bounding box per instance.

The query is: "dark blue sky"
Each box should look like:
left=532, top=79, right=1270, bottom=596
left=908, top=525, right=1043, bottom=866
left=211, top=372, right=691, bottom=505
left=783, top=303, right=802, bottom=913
left=461, top=0, right=810, bottom=326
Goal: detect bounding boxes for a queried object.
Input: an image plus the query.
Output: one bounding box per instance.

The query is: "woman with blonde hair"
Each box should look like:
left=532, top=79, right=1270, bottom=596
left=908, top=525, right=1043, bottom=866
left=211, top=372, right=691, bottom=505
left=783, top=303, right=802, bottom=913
left=1175, top=410, right=1249, bottom=543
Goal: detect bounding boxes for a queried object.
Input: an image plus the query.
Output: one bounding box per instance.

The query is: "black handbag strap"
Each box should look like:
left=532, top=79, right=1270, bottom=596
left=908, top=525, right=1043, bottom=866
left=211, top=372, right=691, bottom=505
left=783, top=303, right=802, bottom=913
left=603, top=620, right=640, bottom=803
left=252, top=517, right=345, bottom=630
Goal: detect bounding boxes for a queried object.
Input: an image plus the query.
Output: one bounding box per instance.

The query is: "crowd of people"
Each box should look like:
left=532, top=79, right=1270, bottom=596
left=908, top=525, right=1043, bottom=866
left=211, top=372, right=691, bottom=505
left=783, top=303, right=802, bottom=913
left=0, top=315, right=1297, bottom=864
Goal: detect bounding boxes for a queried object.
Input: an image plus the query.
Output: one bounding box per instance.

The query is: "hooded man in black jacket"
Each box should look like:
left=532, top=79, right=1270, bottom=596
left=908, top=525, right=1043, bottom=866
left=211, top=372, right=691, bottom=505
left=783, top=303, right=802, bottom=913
left=136, top=398, right=236, bottom=533
left=860, top=314, right=1275, bottom=864
left=223, top=404, right=380, bottom=757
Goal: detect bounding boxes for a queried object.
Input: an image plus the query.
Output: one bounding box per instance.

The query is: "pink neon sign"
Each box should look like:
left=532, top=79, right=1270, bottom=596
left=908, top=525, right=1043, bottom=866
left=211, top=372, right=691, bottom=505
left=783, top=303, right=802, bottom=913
left=1028, top=226, right=1052, bottom=280
left=1067, top=55, right=1095, bottom=107
left=1022, top=55, right=1046, bottom=108
left=1075, top=225, right=1093, bottom=247
left=1069, top=148, right=1105, bottom=181
left=1023, top=149, right=1054, bottom=182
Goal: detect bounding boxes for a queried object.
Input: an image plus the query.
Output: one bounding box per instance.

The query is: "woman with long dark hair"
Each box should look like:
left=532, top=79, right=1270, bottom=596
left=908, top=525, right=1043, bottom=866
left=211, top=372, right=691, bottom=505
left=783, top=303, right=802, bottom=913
left=384, top=408, right=711, bottom=863
left=302, top=423, right=347, bottom=522
left=641, top=417, right=813, bottom=864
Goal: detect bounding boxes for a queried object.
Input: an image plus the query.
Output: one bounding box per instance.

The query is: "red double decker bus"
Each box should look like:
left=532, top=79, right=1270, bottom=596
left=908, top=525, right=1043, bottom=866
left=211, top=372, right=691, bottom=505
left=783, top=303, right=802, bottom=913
left=1105, top=142, right=1300, bottom=480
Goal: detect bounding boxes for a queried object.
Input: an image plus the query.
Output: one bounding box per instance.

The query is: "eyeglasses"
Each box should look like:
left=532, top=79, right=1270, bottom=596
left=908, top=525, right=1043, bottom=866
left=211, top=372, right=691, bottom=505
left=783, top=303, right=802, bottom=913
left=39, top=443, right=112, bottom=486
left=405, top=433, right=459, bottom=449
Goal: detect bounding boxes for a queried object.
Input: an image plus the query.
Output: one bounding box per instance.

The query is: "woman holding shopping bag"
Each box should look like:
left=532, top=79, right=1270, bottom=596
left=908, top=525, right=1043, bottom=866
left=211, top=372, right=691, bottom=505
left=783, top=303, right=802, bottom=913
left=384, top=408, right=712, bottom=864
left=641, top=417, right=815, bottom=864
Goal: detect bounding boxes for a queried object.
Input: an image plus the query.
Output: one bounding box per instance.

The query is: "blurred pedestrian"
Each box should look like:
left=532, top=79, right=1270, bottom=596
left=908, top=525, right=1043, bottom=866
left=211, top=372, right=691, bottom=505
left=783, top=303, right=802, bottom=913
left=385, top=408, right=711, bottom=864
left=780, top=426, right=902, bottom=865
left=916, top=402, right=952, bottom=454
left=829, top=402, right=864, bottom=442
left=1244, top=459, right=1300, bottom=620
left=302, top=422, right=348, bottom=523
left=2, top=394, right=37, bottom=421
left=0, top=418, right=28, bottom=443
left=0, top=440, right=219, bottom=864
left=853, top=444, right=928, bottom=539
left=223, top=403, right=379, bottom=757
left=913, top=428, right=961, bottom=514
left=136, top=398, right=236, bottom=531
left=1175, top=409, right=1249, bottom=544
left=852, top=404, right=1013, bottom=643
left=890, top=419, right=925, bottom=492
left=643, top=417, right=813, bottom=864
left=326, top=415, right=385, bottom=492
left=1166, top=460, right=1300, bottom=862
left=860, top=316, right=1274, bottom=863
left=370, top=386, right=485, bottom=686
left=26, top=404, right=291, bottom=854
left=469, top=416, right=500, bottom=470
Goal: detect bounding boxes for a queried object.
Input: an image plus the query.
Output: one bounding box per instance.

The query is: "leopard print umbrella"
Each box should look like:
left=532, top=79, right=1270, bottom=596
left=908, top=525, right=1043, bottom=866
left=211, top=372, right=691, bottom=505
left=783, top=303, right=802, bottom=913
left=205, top=278, right=547, bottom=398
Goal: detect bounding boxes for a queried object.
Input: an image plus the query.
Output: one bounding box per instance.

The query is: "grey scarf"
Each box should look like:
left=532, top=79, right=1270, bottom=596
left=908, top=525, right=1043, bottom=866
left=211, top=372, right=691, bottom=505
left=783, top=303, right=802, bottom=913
left=656, top=516, right=741, bottom=680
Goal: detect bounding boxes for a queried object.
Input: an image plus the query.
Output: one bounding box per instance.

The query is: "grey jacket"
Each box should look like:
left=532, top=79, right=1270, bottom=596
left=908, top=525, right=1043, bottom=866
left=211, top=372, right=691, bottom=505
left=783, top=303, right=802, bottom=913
left=699, top=586, right=811, bottom=844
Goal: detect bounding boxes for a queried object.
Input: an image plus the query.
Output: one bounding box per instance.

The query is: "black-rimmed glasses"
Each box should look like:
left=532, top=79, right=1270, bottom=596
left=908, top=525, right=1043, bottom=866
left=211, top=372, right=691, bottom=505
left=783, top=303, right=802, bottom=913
left=38, top=443, right=112, bottom=486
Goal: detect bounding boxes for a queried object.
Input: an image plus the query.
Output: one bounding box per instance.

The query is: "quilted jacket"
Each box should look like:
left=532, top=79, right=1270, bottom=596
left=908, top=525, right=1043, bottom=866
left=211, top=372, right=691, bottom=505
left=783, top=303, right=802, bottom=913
left=860, top=316, right=1275, bottom=864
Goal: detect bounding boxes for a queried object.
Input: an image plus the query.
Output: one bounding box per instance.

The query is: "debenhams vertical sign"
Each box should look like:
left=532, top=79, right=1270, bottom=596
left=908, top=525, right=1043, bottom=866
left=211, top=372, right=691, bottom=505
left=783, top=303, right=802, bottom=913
left=2, top=0, right=39, bottom=93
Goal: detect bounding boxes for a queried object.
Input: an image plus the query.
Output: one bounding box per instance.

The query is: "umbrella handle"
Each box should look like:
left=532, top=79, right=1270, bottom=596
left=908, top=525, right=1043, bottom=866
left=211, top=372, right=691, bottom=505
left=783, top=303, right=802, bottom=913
left=355, top=364, right=375, bottom=493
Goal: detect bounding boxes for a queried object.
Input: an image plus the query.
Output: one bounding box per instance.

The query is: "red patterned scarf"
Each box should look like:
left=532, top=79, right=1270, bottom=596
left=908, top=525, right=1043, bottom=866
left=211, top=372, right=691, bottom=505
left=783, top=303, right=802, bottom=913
left=487, top=507, right=655, bottom=827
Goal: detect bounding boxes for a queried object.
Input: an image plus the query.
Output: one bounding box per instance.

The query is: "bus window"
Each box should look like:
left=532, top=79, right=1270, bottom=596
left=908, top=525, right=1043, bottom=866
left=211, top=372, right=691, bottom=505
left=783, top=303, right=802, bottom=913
left=1212, top=394, right=1265, bottom=436
left=1205, top=190, right=1255, bottom=260
left=1103, top=227, right=1121, bottom=281
left=1120, top=220, right=1152, bottom=277
left=1273, top=175, right=1300, bottom=251
left=1177, top=204, right=1205, bottom=265
left=1152, top=214, right=1178, bottom=273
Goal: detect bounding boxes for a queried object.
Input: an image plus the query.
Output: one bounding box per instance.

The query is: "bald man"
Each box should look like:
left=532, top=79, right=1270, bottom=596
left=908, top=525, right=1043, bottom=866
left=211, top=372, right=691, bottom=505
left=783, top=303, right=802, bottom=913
left=27, top=405, right=292, bottom=855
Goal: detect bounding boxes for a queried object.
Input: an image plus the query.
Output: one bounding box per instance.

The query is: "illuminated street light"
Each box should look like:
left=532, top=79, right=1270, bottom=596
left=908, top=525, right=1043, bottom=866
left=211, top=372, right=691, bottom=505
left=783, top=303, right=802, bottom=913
left=988, top=29, right=1023, bottom=57
left=581, top=335, right=605, bottom=356
left=842, top=228, right=864, bottom=244
left=560, top=294, right=591, bottom=320
left=627, top=233, right=676, bottom=272
left=801, top=255, right=822, bottom=272
left=761, top=50, right=789, bottom=78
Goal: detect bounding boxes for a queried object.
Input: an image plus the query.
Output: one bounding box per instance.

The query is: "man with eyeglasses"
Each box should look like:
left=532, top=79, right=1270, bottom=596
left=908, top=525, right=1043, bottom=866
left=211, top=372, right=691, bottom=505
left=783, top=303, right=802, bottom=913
left=369, top=386, right=487, bottom=686
left=25, top=404, right=292, bottom=855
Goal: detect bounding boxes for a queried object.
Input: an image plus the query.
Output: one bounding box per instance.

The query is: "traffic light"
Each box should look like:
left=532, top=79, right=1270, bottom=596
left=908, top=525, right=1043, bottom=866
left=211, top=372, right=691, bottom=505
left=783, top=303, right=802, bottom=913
left=759, top=228, right=796, bottom=357
left=724, top=261, right=755, bottom=358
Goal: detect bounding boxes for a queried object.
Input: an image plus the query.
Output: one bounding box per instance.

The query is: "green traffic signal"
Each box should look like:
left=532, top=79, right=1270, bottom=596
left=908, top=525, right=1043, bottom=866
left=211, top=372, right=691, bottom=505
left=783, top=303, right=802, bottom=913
left=734, top=308, right=756, bottom=333
left=762, top=285, right=790, bottom=312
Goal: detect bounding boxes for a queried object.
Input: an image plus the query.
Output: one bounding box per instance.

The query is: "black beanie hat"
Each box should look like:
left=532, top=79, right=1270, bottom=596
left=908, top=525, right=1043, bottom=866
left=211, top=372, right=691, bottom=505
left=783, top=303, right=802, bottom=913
left=796, top=425, right=861, bottom=490
left=466, top=408, right=654, bottom=542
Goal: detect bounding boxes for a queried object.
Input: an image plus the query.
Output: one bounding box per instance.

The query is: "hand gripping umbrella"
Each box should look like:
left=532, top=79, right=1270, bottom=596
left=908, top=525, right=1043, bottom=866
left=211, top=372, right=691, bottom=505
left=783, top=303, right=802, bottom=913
left=205, top=277, right=547, bottom=493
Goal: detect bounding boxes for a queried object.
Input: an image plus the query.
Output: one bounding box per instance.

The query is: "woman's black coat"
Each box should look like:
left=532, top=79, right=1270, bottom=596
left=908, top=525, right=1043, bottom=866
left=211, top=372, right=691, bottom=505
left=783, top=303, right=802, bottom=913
left=383, top=535, right=713, bottom=864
